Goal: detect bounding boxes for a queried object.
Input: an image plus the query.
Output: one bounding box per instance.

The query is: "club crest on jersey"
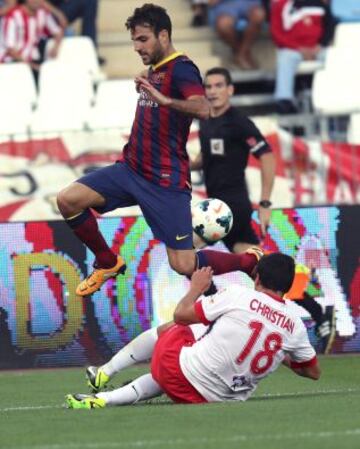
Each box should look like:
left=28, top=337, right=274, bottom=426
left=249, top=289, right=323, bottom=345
left=150, top=72, right=166, bottom=84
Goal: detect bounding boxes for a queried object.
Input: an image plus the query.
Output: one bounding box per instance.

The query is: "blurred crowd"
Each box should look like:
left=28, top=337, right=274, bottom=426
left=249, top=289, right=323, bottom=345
left=0, top=0, right=101, bottom=78
left=190, top=0, right=337, bottom=113
left=0, top=0, right=356, bottom=114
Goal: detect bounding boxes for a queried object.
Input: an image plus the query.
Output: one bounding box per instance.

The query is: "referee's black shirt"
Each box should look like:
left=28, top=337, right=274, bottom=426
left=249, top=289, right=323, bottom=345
left=199, top=107, right=271, bottom=200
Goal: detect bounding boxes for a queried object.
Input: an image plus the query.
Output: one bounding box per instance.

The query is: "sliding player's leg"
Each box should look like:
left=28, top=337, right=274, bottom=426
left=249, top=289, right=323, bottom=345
left=86, top=323, right=173, bottom=392
left=66, top=373, right=163, bottom=409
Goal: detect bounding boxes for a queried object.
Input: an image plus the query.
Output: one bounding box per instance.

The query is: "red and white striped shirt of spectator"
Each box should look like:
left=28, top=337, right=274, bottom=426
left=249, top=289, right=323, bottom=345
left=0, top=4, right=61, bottom=63
left=270, top=0, right=335, bottom=50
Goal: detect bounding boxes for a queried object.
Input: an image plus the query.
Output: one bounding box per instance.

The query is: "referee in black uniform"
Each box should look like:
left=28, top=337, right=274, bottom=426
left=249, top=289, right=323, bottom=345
left=191, top=67, right=276, bottom=253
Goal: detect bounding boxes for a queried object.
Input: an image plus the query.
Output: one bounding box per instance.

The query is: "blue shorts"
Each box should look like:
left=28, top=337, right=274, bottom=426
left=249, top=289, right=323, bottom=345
left=77, top=162, right=193, bottom=250
left=208, top=0, right=261, bottom=27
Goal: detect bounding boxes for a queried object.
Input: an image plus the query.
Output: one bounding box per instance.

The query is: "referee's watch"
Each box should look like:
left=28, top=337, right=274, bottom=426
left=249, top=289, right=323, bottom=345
left=259, top=200, right=272, bottom=208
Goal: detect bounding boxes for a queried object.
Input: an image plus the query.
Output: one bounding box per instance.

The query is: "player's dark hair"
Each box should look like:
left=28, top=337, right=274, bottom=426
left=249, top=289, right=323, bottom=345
left=205, top=67, right=233, bottom=85
left=256, top=253, right=295, bottom=295
left=126, top=3, right=172, bottom=39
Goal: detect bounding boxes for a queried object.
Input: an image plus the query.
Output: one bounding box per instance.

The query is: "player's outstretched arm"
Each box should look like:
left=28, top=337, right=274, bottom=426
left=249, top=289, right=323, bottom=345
left=166, top=95, right=210, bottom=120
left=190, top=152, right=203, bottom=171
left=258, top=152, right=276, bottom=237
left=174, top=267, right=213, bottom=325
left=283, top=355, right=321, bottom=380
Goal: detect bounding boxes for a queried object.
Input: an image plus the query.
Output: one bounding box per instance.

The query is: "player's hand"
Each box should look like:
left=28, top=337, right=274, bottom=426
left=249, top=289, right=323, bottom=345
left=190, top=267, right=214, bottom=295
left=135, top=70, right=148, bottom=93
left=258, top=206, right=271, bottom=238
left=135, top=76, right=171, bottom=106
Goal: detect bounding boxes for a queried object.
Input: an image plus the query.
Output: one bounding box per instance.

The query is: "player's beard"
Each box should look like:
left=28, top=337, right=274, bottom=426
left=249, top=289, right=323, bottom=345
left=148, top=43, right=165, bottom=66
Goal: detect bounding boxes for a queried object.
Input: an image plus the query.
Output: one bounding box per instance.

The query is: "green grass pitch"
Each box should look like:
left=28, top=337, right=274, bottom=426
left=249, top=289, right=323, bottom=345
left=1, top=355, right=359, bottom=449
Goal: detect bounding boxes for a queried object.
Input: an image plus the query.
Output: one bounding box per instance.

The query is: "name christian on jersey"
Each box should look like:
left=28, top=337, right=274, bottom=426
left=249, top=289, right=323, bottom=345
left=250, top=299, right=295, bottom=334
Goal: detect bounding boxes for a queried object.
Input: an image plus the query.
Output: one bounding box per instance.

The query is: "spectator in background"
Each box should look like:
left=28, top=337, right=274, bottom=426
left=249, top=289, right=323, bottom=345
left=0, top=0, right=16, bottom=18
left=270, top=0, right=336, bottom=114
left=0, top=0, right=63, bottom=75
left=208, top=0, right=266, bottom=70
left=191, top=0, right=208, bottom=27
left=43, top=1, right=100, bottom=53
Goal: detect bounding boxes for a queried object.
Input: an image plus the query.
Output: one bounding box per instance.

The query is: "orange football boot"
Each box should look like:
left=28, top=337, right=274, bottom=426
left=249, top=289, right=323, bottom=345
left=76, top=256, right=126, bottom=296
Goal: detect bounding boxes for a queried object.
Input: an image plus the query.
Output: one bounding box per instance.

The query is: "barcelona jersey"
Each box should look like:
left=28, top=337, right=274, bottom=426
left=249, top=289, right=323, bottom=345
left=123, top=52, right=205, bottom=191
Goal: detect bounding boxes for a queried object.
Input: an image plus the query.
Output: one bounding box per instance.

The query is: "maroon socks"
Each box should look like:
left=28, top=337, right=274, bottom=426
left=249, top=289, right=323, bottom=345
left=66, top=209, right=117, bottom=268
left=197, top=250, right=257, bottom=277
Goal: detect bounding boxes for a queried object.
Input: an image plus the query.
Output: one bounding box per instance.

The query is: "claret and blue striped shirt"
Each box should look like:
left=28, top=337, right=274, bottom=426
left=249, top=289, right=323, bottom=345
left=123, top=52, right=204, bottom=191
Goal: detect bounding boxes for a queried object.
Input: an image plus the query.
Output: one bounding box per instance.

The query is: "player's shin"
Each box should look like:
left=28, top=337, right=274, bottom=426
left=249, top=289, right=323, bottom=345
left=66, top=209, right=117, bottom=268
left=97, top=373, right=163, bottom=405
left=101, top=327, right=159, bottom=377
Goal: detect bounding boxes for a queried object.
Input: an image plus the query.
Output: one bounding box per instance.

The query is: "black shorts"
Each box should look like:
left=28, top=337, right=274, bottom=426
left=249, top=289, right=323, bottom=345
left=219, top=196, right=259, bottom=251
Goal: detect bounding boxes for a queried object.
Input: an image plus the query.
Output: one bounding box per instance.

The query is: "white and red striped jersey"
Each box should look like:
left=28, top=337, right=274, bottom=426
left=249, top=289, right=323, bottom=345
left=180, top=284, right=317, bottom=402
left=0, top=5, right=61, bottom=62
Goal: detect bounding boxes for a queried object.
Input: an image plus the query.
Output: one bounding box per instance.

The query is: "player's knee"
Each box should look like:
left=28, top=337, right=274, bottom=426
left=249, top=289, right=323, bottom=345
left=169, top=258, right=194, bottom=276
left=248, top=6, right=265, bottom=24
left=56, top=188, right=79, bottom=217
left=216, top=15, right=235, bottom=33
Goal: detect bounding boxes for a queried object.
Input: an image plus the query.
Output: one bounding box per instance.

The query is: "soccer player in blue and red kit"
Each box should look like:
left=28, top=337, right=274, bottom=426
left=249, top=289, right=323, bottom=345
left=57, top=3, right=262, bottom=297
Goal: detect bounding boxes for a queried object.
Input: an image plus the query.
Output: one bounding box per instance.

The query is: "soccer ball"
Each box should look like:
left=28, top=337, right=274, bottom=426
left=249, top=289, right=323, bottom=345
left=192, top=198, right=233, bottom=246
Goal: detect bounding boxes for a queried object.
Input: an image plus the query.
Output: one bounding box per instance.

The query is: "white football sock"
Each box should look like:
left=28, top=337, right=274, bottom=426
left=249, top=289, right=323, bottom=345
left=101, top=327, right=158, bottom=377
left=97, top=373, right=163, bottom=406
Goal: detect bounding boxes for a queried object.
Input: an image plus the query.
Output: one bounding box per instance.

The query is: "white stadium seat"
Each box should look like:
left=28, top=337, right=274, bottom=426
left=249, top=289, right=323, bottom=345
left=87, top=79, right=138, bottom=130
left=297, top=60, right=324, bottom=75
left=30, top=60, right=94, bottom=133
left=334, top=22, right=360, bottom=48
left=312, top=69, right=360, bottom=116
left=48, top=36, right=106, bottom=83
left=347, top=113, right=360, bottom=144
left=0, top=63, right=37, bottom=136
left=324, top=47, right=360, bottom=77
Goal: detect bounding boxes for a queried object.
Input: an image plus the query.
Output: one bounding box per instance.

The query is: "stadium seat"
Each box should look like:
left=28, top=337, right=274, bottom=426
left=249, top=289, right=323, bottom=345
left=0, top=63, right=37, bottom=136
left=334, top=22, right=360, bottom=48
left=323, top=47, right=360, bottom=78
left=87, top=79, right=138, bottom=130
left=331, top=0, right=360, bottom=23
left=30, top=60, right=94, bottom=133
left=347, top=113, right=360, bottom=144
left=48, top=36, right=106, bottom=83
left=312, top=69, right=360, bottom=115
left=297, top=60, right=324, bottom=75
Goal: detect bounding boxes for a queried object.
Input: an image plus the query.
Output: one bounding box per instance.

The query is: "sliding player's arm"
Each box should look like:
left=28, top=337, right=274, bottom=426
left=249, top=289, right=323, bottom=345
left=283, top=354, right=321, bottom=380
left=174, top=267, right=213, bottom=325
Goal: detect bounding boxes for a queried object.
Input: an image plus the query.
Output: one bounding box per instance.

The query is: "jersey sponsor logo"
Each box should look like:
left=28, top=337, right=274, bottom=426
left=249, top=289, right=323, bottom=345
left=210, top=139, right=225, bottom=156
left=138, top=90, right=159, bottom=108
left=231, top=375, right=253, bottom=390
left=176, top=234, right=190, bottom=241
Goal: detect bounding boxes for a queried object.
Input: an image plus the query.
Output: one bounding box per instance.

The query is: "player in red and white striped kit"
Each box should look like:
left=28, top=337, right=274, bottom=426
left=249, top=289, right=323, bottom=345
left=66, top=253, right=320, bottom=409
left=0, top=0, right=62, bottom=65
